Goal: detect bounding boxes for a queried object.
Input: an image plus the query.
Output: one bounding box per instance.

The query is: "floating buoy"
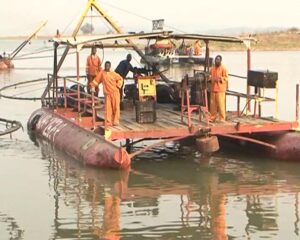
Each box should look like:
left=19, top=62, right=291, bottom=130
left=196, top=136, right=219, bottom=153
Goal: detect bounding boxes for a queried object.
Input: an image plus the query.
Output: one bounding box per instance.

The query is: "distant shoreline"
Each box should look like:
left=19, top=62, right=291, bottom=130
left=1, top=30, right=300, bottom=51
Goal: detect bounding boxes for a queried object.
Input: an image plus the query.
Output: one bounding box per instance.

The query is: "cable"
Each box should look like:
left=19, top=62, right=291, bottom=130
left=61, top=8, right=83, bottom=35
left=14, top=50, right=77, bottom=60
left=15, top=46, right=71, bottom=60
left=98, top=0, right=186, bottom=33
left=15, top=47, right=56, bottom=59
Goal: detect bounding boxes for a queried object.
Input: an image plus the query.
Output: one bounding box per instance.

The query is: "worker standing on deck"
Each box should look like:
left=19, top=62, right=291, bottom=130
left=86, top=46, right=102, bottom=95
left=115, top=54, right=134, bottom=99
left=209, top=55, right=228, bottom=122
left=194, top=40, right=202, bottom=55
left=90, top=61, right=123, bottom=126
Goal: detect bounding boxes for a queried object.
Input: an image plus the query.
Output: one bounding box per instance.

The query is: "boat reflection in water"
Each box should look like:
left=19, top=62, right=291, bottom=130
left=35, top=135, right=300, bottom=239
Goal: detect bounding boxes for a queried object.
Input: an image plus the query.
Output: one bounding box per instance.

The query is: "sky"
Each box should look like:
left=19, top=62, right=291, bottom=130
left=1, top=0, right=300, bottom=36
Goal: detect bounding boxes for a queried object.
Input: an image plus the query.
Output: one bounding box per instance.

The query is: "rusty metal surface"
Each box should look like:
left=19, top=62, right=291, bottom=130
left=196, top=136, right=219, bottom=153
left=109, top=128, right=191, bottom=141
left=275, top=132, right=300, bottom=160
left=108, top=120, right=299, bottom=142
left=296, top=84, right=299, bottom=121
left=217, top=133, right=276, bottom=149
left=27, top=108, right=130, bottom=169
left=210, top=121, right=299, bottom=135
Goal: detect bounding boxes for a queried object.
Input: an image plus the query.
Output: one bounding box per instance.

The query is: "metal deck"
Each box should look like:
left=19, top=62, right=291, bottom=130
left=55, top=104, right=299, bottom=141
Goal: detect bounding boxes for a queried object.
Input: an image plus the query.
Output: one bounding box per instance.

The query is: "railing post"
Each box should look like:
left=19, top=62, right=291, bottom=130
left=247, top=46, right=251, bottom=113
left=204, top=40, right=210, bottom=73
left=92, top=90, right=96, bottom=129
left=76, top=51, right=81, bottom=114
left=237, top=96, right=240, bottom=117
left=186, top=89, right=192, bottom=128
left=53, top=42, right=58, bottom=109
left=64, top=78, right=67, bottom=109
left=296, top=84, right=299, bottom=121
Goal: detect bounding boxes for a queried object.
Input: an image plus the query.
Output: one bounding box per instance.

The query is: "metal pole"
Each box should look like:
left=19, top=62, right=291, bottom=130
left=53, top=42, right=58, bottom=109
left=296, top=84, right=299, bottom=121
left=186, top=89, right=191, bottom=128
left=247, top=47, right=251, bottom=112
left=237, top=96, right=240, bottom=117
left=204, top=40, right=210, bottom=118
left=64, top=78, right=67, bottom=109
left=92, top=91, right=95, bottom=129
left=77, top=51, right=81, bottom=114
left=204, top=41, right=209, bottom=72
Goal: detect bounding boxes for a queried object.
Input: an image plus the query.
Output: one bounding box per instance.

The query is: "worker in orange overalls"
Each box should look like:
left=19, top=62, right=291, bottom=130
left=209, top=55, right=228, bottom=122
left=86, top=46, right=102, bottom=95
left=194, top=40, right=202, bottom=55
left=90, top=61, right=123, bottom=126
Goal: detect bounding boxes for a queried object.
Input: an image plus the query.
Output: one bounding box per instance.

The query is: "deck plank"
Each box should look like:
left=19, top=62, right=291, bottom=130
left=89, top=104, right=297, bottom=139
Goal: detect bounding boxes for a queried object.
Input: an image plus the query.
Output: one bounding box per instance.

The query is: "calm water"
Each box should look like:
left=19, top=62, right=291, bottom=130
left=1, top=41, right=300, bottom=239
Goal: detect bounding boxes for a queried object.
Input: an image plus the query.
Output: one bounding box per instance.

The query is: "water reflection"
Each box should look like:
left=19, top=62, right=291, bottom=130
left=0, top=212, right=24, bottom=240
left=32, top=137, right=300, bottom=239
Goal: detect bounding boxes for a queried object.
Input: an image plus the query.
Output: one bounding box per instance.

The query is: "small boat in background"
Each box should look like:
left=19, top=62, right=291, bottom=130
left=0, top=21, right=47, bottom=70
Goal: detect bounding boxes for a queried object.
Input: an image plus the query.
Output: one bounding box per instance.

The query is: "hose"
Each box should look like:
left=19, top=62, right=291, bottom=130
left=0, top=78, right=48, bottom=101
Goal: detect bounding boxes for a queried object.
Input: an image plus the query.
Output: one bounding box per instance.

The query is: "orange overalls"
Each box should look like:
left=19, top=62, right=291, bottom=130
left=210, top=65, right=228, bottom=122
left=91, top=71, right=123, bottom=125
left=194, top=42, right=201, bottom=55
left=101, top=194, right=121, bottom=240
left=86, top=55, right=102, bottom=95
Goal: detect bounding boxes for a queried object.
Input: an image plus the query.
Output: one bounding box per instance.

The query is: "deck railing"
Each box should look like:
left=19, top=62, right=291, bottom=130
left=41, top=74, right=103, bottom=129
left=180, top=70, right=279, bottom=127
left=227, top=73, right=278, bottom=118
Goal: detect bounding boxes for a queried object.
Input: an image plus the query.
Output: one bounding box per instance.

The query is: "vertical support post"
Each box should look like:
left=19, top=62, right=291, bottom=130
left=258, top=88, right=262, bottom=117
left=204, top=89, right=209, bottom=126
left=53, top=42, right=58, bottom=109
left=181, top=77, right=187, bottom=123
left=76, top=51, right=81, bottom=114
left=204, top=40, right=210, bottom=73
left=181, top=90, right=184, bottom=123
left=237, top=96, right=240, bottom=117
left=296, top=84, right=299, bottom=121
left=92, top=90, right=96, bottom=129
left=186, top=89, right=192, bottom=128
left=47, top=73, right=51, bottom=106
left=247, top=46, right=251, bottom=113
left=104, top=95, right=107, bottom=129
left=64, top=78, right=67, bottom=109
left=204, top=40, right=210, bottom=120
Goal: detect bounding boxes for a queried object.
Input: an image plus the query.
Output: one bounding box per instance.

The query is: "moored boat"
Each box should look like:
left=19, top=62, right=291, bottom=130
left=27, top=0, right=300, bottom=168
